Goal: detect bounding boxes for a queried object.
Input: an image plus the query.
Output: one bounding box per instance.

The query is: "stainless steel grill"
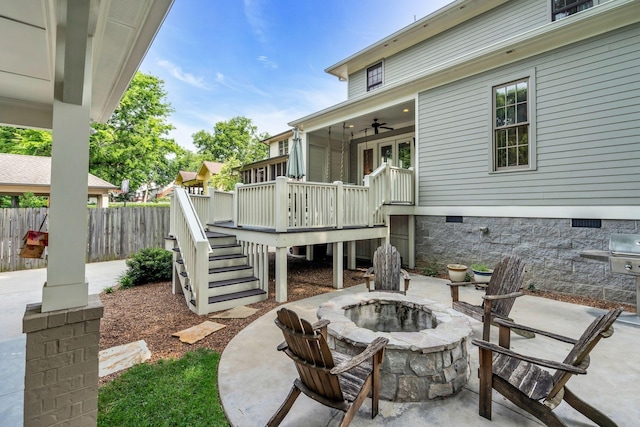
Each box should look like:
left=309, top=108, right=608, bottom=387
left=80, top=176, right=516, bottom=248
left=610, top=234, right=640, bottom=276
left=581, top=233, right=640, bottom=326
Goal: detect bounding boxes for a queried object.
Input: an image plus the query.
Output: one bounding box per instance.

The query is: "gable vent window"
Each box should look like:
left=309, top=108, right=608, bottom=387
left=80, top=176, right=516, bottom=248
left=552, top=0, right=594, bottom=21
left=367, top=62, right=383, bottom=91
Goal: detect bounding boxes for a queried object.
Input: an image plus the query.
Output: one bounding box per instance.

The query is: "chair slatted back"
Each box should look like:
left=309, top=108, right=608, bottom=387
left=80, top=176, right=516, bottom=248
left=547, top=307, right=623, bottom=400
left=484, top=256, right=525, bottom=317
left=373, top=244, right=401, bottom=292
left=275, top=308, right=343, bottom=401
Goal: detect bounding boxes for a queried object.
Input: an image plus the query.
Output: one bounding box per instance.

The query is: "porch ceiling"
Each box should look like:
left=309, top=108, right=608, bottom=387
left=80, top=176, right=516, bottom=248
left=0, top=0, right=173, bottom=130
left=305, top=99, right=416, bottom=141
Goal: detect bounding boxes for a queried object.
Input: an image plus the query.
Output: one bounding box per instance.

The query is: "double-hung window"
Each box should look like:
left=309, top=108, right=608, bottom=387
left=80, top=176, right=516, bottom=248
left=279, top=139, right=288, bottom=156
left=367, top=62, right=383, bottom=91
left=493, top=79, right=530, bottom=170
left=552, top=0, right=594, bottom=21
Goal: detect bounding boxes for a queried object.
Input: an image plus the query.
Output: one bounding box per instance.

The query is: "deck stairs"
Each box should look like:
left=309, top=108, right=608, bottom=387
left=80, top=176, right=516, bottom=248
left=169, top=229, right=267, bottom=315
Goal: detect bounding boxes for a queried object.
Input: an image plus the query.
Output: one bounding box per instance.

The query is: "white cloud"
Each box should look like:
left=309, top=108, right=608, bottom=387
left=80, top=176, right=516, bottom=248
left=157, top=59, right=208, bottom=89
left=257, top=56, right=278, bottom=69
left=243, top=0, right=268, bottom=43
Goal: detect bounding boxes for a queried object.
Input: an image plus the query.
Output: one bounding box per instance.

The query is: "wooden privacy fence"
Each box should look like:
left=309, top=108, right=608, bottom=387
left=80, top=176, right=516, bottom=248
left=0, top=206, right=170, bottom=272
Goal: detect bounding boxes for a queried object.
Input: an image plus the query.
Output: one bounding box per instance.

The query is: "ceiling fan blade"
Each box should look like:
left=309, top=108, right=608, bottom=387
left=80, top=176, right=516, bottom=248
left=381, top=126, right=393, bottom=131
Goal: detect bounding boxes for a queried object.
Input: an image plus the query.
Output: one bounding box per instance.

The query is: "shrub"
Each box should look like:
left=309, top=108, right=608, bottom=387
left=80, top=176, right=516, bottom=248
left=471, top=263, right=490, bottom=272
left=122, top=248, right=173, bottom=286
left=421, top=266, right=438, bottom=277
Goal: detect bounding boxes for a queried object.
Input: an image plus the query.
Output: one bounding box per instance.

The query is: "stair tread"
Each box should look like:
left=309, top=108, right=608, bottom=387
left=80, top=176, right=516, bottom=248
left=211, top=243, right=241, bottom=249
left=208, top=289, right=266, bottom=304
left=209, top=253, right=246, bottom=261
left=206, top=231, right=233, bottom=238
left=209, top=276, right=259, bottom=288
left=209, top=265, right=252, bottom=273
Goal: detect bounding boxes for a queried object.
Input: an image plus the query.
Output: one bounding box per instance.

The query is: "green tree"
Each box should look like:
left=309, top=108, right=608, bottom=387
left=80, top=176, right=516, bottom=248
left=192, top=116, right=269, bottom=190
left=89, top=72, right=180, bottom=194
left=0, top=126, right=52, bottom=156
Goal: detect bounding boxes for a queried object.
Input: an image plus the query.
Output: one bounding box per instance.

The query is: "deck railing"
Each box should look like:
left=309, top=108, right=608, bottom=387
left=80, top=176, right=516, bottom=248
left=184, top=164, right=413, bottom=232
left=173, top=187, right=211, bottom=313
left=210, top=190, right=234, bottom=224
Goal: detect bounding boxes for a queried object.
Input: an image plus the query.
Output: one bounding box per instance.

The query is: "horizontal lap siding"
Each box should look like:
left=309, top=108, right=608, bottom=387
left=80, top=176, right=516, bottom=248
left=418, top=24, right=640, bottom=206
left=348, top=0, right=547, bottom=97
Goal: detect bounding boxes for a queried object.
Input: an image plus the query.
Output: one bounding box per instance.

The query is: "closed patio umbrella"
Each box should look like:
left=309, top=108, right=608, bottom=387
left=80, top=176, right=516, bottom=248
left=286, top=128, right=305, bottom=180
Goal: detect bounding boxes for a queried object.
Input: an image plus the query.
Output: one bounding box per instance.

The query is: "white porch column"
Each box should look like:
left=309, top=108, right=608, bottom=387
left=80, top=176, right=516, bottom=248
left=408, top=215, right=416, bottom=268
left=42, top=35, right=92, bottom=312
left=332, top=242, right=343, bottom=289
left=347, top=241, right=356, bottom=270
left=275, top=246, right=288, bottom=302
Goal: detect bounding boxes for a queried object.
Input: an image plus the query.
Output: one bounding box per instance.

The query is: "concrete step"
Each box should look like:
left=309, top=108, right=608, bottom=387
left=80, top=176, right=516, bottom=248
left=207, top=289, right=267, bottom=313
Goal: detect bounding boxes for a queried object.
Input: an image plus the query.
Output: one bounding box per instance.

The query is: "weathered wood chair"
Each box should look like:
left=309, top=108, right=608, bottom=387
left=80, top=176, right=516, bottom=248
left=267, top=307, right=388, bottom=427
left=473, top=307, right=623, bottom=426
left=364, top=243, right=411, bottom=294
left=448, top=255, right=529, bottom=340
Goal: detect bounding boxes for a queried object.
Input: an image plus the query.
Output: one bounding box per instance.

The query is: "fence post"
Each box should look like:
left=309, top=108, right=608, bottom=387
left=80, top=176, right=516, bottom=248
left=275, top=176, right=288, bottom=232
left=334, top=181, right=343, bottom=229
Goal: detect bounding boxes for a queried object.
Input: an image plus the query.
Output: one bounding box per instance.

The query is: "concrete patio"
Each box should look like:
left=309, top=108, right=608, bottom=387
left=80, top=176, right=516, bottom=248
left=219, top=274, right=639, bottom=426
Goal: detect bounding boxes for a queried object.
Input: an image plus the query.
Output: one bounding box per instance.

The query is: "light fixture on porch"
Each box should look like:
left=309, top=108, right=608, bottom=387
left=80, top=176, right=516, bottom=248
left=403, top=108, right=410, bottom=113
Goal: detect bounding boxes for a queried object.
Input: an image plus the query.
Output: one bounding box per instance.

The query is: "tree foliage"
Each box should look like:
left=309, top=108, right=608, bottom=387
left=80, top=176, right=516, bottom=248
left=0, top=126, right=52, bottom=156
left=89, top=72, right=180, bottom=192
left=192, top=116, right=269, bottom=190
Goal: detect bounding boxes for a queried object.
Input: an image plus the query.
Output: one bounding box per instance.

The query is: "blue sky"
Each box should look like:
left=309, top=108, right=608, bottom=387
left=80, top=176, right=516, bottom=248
left=140, top=0, right=455, bottom=151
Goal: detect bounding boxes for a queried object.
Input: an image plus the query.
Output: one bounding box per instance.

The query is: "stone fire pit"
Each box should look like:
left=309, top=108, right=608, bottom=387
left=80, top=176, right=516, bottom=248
left=317, top=292, right=472, bottom=402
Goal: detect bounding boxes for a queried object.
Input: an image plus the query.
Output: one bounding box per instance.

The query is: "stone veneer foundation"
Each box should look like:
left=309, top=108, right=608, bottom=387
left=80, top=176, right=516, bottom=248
left=22, top=294, right=103, bottom=427
left=317, top=292, right=472, bottom=402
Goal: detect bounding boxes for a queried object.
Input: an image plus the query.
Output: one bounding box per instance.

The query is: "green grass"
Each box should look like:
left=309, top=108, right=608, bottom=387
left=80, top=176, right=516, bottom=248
left=98, top=349, right=229, bottom=427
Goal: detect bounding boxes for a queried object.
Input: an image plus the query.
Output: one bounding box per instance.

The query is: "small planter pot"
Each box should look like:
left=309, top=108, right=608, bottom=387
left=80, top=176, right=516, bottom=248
left=447, top=264, right=468, bottom=282
left=472, top=269, right=493, bottom=284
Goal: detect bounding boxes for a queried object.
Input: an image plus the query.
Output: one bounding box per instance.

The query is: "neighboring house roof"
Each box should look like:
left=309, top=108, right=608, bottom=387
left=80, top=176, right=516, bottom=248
left=0, top=153, right=116, bottom=195
left=261, top=130, right=293, bottom=146
left=199, top=161, right=224, bottom=176
left=175, top=170, right=198, bottom=186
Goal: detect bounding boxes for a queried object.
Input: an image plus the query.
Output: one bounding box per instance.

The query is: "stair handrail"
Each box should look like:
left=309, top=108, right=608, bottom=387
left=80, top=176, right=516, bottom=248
left=173, top=186, right=211, bottom=312
left=364, top=163, right=389, bottom=225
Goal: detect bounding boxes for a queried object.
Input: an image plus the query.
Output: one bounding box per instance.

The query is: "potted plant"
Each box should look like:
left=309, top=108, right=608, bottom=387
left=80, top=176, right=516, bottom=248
left=447, top=264, right=468, bottom=282
left=471, top=263, right=493, bottom=284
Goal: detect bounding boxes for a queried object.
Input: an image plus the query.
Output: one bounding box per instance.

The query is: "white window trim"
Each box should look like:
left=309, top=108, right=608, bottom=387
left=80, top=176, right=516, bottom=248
left=357, top=132, right=414, bottom=183
left=548, top=0, right=601, bottom=22
left=366, top=61, right=384, bottom=92
left=487, top=68, right=537, bottom=174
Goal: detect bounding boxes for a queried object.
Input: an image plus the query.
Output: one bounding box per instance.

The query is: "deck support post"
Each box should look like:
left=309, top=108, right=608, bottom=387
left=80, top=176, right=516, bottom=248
left=347, top=241, right=356, bottom=270
left=275, top=246, right=288, bottom=302
left=407, top=215, right=416, bottom=268
left=332, top=242, right=343, bottom=289
left=306, top=245, right=314, bottom=261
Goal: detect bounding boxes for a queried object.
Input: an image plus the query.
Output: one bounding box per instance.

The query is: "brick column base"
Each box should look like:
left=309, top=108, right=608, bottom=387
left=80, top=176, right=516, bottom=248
left=22, top=294, right=103, bottom=427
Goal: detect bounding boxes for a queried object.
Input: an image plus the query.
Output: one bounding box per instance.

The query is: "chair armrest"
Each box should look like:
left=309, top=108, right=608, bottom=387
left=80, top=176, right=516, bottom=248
left=330, top=337, right=388, bottom=374
left=472, top=339, right=586, bottom=375
left=447, top=281, right=468, bottom=287
left=312, top=319, right=330, bottom=331
left=363, top=267, right=374, bottom=278
left=494, top=318, right=577, bottom=344
left=276, top=341, right=288, bottom=351
left=483, top=291, right=524, bottom=301
left=400, top=269, right=411, bottom=280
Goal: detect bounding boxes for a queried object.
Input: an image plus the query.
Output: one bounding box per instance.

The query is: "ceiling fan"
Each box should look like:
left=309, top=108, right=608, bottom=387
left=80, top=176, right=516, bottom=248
left=371, top=118, right=393, bottom=134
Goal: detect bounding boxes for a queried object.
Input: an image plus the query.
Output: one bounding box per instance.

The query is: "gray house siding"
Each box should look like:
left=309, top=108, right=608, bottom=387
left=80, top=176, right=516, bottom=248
left=417, top=23, right=640, bottom=207
left=348, top=0, right=547, bottom=99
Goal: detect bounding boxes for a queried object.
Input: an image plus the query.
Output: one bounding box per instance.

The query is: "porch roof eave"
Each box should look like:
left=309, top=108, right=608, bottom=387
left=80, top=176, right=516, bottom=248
left=290, top=0, right=639, bottom=133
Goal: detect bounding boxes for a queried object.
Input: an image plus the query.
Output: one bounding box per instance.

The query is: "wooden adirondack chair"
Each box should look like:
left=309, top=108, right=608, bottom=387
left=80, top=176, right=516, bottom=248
left=473, top=307, right=623, bottom=427
left=448, top=255, right=529, bottom=340
left=364, top=244, right=411, bottom=294
left=267, top=307, right=388, bottom=427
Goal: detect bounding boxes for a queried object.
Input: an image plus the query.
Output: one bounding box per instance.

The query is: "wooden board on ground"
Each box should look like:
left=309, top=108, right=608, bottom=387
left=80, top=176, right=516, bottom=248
left=99, top=340, right=151, bottom=377
left=210, top=306, right=258, bottom=319
left=172, top=321, right=226, bottom=344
